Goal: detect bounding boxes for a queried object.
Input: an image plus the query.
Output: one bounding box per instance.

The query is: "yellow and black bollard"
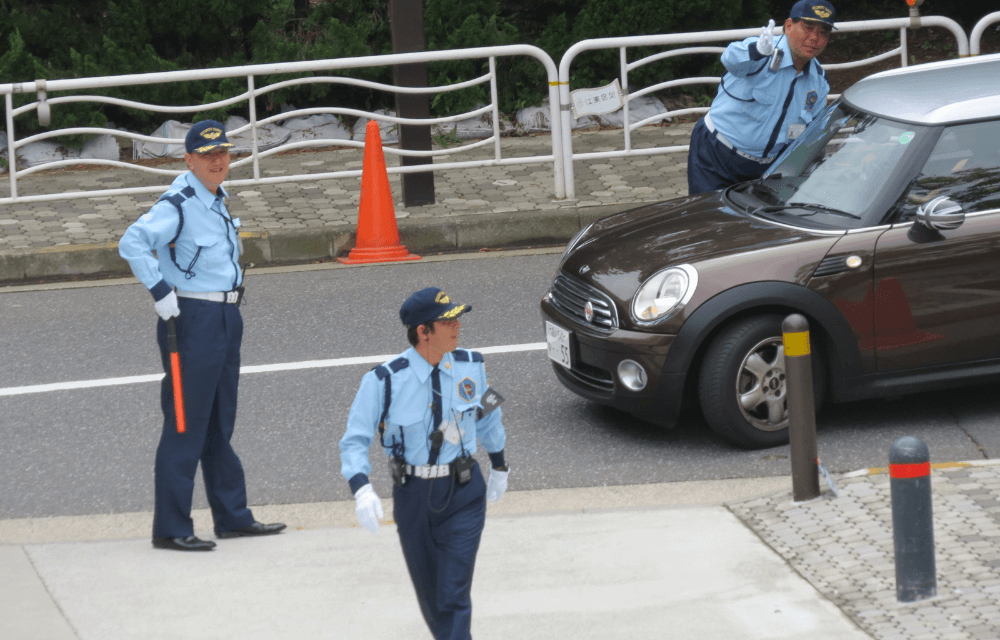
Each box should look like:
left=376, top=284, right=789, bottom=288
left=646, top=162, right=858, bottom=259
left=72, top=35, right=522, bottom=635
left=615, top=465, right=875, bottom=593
left=783, top=314, right=819, bottom=502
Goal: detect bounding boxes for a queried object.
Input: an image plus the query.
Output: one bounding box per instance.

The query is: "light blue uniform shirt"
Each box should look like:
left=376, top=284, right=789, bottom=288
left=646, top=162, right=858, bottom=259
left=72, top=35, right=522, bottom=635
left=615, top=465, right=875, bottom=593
left=707, top=34, right=829, bottom=159
left=340, top=347, right=506, bottom=493
left=118, top=172, right=242, bottom=300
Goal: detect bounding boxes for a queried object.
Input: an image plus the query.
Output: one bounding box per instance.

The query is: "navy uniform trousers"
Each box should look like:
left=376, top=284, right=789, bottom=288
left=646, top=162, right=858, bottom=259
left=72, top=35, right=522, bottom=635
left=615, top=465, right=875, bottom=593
left=152, top=297, right=255, bottom=538
left=686, top=118, right=774, bottom=195
left=393, top=460, right=488, bottom=640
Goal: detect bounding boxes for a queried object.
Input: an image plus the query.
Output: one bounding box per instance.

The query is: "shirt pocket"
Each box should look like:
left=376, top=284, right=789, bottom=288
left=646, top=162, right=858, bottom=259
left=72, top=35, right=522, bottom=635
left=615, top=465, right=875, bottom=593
left=191, top=233, right=232, bottom=272
left=388, top=406, right=428, bottom=443
left=738, top=84, right=777, bottom=126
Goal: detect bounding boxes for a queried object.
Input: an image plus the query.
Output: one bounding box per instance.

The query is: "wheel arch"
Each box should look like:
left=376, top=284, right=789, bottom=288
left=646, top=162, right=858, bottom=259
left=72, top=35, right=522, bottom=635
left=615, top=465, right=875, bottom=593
left=662, top=281, right=862, bottom=403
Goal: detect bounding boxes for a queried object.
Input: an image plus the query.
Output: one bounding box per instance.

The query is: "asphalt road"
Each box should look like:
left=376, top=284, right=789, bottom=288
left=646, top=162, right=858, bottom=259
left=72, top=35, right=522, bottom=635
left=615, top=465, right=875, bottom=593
left=2, top=249, right=999, bottom=521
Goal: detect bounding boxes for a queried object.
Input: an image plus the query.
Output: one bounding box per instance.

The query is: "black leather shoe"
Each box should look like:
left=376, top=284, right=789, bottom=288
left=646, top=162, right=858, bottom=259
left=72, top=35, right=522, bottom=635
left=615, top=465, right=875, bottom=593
left=216, top=521, right=287, bottom=538
left=152, top=535, right=216, bottom=551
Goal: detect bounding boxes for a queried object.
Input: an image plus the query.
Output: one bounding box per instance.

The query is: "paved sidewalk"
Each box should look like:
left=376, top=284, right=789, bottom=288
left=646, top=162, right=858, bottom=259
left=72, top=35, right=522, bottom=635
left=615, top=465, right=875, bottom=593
left=3, top=464, right=1000, bottom=639
left=2, top=477, right=874, bottom=640
left=0, top=124, right=693, bottom=282
left=733, top=461, right=1000, bottom=640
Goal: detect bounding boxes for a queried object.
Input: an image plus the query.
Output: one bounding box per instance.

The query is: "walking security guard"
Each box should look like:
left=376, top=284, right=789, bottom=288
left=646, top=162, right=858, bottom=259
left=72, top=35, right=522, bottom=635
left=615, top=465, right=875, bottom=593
left=119, top=120, right=285, bottom=552
left=339, top=287, right=510, bottom=640
left=687, top=0, right=836, bottom=194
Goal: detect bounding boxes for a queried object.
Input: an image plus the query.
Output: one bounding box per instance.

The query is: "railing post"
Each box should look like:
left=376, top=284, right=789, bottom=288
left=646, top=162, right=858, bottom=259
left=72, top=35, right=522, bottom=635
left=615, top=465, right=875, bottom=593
left=620, top=47, right=631, bottom=154
left=247, top=74, right=261, bottom=182
left=783, top=313, right=819, bottom=502
left=557, top=70, right=575, bottom=200
left=889, top=435, right=937, bottom=603
left=5, top=93, right=17, bottom=199
left=489, top=58, right=501, bottom=162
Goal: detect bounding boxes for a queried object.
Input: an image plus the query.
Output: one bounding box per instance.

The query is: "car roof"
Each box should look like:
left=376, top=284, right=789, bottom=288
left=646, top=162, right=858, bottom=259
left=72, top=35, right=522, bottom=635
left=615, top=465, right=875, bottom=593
left=841, top=53, right=1000, bottom=126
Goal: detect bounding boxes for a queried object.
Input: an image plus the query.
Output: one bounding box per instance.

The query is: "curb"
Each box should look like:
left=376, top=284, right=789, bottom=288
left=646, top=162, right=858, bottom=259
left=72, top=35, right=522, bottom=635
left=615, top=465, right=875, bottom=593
left=0, top=203, right=633, bottom=285
left=840, top=456, right=1000, bottom=478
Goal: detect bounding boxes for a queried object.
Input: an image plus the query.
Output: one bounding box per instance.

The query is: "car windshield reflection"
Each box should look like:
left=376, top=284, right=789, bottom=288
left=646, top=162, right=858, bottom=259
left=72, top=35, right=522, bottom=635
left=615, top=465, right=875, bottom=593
left=746, top=104, right=933, bottom=229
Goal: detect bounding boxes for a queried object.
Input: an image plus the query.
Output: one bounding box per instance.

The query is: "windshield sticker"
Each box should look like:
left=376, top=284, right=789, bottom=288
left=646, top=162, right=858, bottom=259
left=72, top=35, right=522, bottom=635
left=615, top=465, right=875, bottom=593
left=898, top=131, right=915, bottom=145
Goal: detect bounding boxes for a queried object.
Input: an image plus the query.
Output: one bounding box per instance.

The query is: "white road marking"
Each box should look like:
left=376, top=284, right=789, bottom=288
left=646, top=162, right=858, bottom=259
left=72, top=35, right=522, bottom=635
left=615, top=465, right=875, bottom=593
left=0, top=343, right=547, bottom=397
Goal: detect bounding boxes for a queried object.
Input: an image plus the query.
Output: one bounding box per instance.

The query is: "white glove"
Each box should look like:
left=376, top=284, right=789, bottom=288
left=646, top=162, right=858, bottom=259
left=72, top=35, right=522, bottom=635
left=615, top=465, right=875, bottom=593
left=154, top=291, right=180, bottom=321
left=354, top=484, right=384, bottom=533
left=756, top=19, right=776, bottom=56
left=486, top=468, right=509, bottom=503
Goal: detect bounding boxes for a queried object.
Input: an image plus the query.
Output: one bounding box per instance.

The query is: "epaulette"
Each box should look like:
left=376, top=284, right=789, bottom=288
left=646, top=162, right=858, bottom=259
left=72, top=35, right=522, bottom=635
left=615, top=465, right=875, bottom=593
left=373, top=356, right=409, bottom=380
left=451, top=349, right=484, bottom=363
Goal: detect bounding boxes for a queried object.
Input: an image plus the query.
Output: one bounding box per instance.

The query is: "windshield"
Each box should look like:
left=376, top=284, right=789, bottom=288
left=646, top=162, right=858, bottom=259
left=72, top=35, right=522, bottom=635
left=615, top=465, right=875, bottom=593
left=745, top=104, right=934, bottom=229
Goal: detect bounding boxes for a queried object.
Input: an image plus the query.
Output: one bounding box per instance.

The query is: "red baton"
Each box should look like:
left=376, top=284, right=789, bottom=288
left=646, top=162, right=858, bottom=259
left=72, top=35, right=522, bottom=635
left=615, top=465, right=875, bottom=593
left=166, top=317, right=187, bottom=434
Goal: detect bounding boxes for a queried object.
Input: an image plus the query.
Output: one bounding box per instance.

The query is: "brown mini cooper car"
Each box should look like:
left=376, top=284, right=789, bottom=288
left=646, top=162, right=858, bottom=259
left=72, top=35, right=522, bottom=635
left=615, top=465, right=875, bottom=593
left=541, top=54, right=1000, bottom=448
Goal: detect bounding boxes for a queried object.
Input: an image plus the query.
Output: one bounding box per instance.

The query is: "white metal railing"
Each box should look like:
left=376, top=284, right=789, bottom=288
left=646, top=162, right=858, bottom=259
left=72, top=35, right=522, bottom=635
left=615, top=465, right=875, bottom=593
left=557, top=16, right=969, bottom=198
left=0, top=14, right=989, bottom=207
left=0, top=45, right=564, bottom=204
left=971, top=12, right=1000, bottom=55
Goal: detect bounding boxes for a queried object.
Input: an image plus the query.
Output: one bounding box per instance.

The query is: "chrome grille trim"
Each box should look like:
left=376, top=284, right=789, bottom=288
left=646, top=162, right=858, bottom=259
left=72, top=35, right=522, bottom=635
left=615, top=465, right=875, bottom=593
left=550, top=273, right=619, bottom=330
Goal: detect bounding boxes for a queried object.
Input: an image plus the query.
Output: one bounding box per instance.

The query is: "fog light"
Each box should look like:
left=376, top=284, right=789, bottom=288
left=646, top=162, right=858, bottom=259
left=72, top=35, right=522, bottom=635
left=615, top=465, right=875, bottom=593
left=617, top=359, right=647, bottom=391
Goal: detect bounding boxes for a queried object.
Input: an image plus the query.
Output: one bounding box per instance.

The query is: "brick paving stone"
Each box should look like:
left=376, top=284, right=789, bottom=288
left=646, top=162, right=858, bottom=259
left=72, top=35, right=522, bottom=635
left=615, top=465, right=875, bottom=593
left=729, top=464, right=1000, bottom=640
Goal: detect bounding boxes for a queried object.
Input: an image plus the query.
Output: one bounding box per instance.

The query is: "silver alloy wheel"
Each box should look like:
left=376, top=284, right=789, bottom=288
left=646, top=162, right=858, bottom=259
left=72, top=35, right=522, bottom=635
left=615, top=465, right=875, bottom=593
left=736, top=336, right=787, bottom=432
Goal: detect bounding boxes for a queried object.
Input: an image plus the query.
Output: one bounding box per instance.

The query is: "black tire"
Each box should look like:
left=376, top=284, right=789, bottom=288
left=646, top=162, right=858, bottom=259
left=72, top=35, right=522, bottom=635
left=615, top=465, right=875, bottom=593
left=698, top=314, right=825, bottom=449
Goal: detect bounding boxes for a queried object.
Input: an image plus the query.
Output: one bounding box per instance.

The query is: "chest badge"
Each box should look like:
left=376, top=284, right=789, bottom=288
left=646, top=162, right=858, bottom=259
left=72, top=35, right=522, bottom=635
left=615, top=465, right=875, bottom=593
left=457, top=377, right=477, bottom=401
left=805, top=90, right=818, bottom=110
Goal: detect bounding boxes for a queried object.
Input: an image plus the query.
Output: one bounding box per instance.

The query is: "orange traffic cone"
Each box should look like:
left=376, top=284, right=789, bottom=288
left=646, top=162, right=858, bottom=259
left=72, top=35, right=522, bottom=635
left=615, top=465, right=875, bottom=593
left=337, top=120, right=421, bottom=264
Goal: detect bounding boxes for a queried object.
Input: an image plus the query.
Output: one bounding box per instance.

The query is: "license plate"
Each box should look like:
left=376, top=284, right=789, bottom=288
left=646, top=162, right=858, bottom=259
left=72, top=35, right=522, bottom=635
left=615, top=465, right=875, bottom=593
left=545, top=321, right=572, bottom=368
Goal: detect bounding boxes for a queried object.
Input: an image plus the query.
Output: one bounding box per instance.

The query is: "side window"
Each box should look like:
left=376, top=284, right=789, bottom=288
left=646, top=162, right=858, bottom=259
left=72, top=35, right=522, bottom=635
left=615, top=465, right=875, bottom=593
left=899, top=122, right=1000, bottom=219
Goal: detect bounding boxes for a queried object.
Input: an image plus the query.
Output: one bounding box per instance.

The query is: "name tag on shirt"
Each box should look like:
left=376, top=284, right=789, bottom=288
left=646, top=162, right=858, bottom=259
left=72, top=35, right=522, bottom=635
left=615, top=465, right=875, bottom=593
left=233, top=218, right=244, bottom=255
left=788, top=124, right=806, bottom=140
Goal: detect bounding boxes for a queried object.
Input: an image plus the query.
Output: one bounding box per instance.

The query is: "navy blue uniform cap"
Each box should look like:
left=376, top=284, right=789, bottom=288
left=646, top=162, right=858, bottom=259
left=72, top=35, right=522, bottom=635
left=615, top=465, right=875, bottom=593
left=790, top=0, right=836, bottom=29
left=400, top=287, right=471, bottom=329
left=185, top=120, right=234, bottom=154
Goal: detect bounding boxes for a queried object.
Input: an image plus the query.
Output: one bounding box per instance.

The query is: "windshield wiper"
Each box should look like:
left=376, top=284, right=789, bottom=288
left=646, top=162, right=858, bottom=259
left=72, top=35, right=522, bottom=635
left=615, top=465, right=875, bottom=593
left=751, top=202, right=861, bottom=220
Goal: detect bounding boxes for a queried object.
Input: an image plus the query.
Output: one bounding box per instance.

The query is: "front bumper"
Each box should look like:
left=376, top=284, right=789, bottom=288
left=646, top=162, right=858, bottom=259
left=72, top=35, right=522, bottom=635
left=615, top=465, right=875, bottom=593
left=540, top=296, right=687, bottom=428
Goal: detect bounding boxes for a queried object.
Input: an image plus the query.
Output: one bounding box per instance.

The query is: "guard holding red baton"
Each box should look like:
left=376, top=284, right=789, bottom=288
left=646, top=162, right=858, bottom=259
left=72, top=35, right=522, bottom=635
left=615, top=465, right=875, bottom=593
left=119, top=121, right=284, bottom=552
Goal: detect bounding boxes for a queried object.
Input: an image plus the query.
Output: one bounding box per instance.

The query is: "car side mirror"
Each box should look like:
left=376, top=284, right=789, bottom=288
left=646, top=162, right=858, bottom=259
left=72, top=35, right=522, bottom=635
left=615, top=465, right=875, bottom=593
left=916, top=196, right=964, bottom=231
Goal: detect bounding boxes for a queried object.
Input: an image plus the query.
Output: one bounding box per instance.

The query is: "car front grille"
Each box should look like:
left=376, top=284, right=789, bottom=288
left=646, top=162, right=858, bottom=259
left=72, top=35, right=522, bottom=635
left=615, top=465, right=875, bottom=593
left=550, top=273, right=619, bottom=331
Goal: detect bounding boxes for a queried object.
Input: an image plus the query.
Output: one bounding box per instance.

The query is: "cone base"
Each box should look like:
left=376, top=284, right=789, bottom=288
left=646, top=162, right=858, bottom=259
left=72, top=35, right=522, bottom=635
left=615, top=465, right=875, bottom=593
left=337, top=245, right=421, bottom=264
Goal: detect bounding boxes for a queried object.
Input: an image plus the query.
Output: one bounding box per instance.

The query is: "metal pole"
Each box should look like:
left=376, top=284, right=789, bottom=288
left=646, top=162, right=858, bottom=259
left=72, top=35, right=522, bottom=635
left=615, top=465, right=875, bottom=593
left=783, top=313, right=819, bottom=502
left=889, top=435, right=936, bottom=602
left=389, top=0, right=435, bottom=207
left=247, top=75, right=260, bottom=181
left=6, top=93, right=18, bottom=199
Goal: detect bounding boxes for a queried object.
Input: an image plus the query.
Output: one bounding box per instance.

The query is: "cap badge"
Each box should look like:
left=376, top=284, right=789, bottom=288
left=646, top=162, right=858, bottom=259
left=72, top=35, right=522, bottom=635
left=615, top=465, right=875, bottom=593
left=441, top=304, right=466, bottom=319
left=812, top=5, right=832, bottom=18
left=435, top=291, right=450, bottom=304
left=201, top=128, right=223, bottom=140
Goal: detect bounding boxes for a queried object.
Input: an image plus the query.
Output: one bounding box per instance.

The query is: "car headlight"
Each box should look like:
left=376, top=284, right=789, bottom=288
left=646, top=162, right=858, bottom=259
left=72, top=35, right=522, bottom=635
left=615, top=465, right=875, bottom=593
left=631, top=264, right=698, bottom=324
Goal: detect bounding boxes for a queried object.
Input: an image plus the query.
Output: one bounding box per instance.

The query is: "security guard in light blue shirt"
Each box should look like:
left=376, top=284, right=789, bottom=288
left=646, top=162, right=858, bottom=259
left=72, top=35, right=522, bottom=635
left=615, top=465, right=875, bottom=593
left=687, top=0, right=835, bottom=194
left=119, top=120, right=285, bottom=552
left=340, top=287, right=509, bottom=640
